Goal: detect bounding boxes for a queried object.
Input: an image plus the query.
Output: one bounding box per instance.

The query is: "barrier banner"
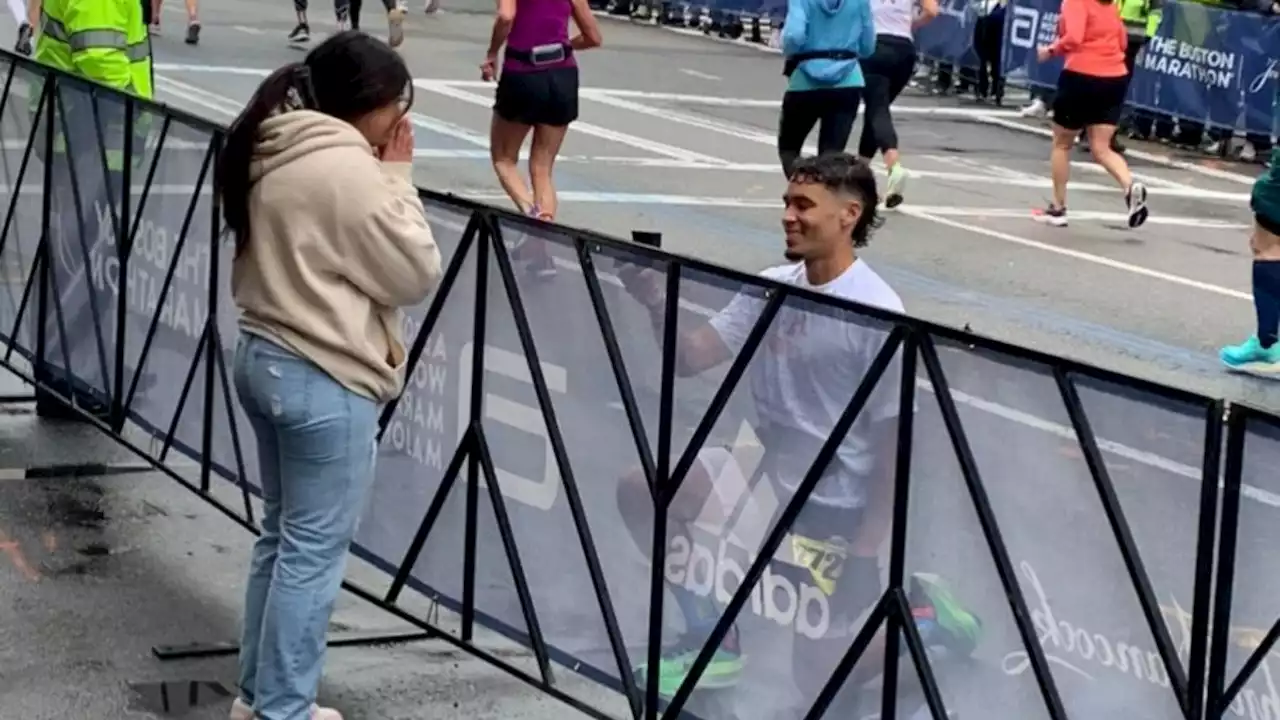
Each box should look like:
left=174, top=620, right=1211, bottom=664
left=1003, top=0, right=1280, bottom=133
left=1002, top=0, right=1063, bottom=90
left=342, top=204, right=1218, bottom=719
left=12, top=52, right=1280, bottom=720
left=0, top=57, right=49, bottom=364
left=916, top=0, right=982, bottom=69
left=1125, top=1, right=1279, bottom=135
left=1218, top=414, right=1280, bottom=719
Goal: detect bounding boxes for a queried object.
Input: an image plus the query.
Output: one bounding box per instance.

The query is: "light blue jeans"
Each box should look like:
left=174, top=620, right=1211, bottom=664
left=233, top=334, right=379, bottom=720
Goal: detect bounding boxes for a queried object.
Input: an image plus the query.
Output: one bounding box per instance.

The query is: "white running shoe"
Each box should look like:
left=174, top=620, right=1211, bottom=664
left=1126, top=182, right=1149, bottom=229
left=424, top=0, right=441, bottom=12
left=1019, top=99, right=1048, bottom=118
left=387, top=5, right=407, bottom=46
left=230, top=698, right=343, bottom=720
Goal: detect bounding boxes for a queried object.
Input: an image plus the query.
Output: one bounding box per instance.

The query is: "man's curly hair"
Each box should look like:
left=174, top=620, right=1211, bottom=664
left=788, top=153, right=881, bottom=247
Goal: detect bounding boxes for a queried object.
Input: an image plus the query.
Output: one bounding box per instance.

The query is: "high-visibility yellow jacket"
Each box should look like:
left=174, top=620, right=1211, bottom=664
left=34, top=0, right=152, bottom=100
left=1115, top=0, right=1162, bottom=38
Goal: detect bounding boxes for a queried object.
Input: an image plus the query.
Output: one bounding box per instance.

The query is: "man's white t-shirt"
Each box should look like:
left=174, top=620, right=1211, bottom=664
left=706, top=259, right=905, bottom=510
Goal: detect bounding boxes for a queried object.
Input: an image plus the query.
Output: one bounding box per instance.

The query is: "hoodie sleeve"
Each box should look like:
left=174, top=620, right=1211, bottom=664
left=857, top=0, right=877, bottom=59
left=782, top=0, right=809, bottom=54
left=339, top=160, right=444, bottom=309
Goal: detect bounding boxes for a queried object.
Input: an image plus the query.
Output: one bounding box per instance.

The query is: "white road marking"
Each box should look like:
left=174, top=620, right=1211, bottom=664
left=154, top=64, right=272, bottom=76
left=3, top=0, right=22, bottom=26
left=156, top=74, right=1252, bottom=303
left=156, top=76, right=243, bottom=118
left=679, top=68, right=722, bottom=81
left=971, top=113, right=1259, bottom=186
left=408, top=113, right=490, bottom=148
left=413, top=80, right=731, bottom=165
left=160, top=75, right=495, bottom=149
left=576, top=92, right=1250, bottom=202
left=232, top=25, right=267, bottom=35
left=903, top=206, right=1248, bottom=229
left=899, top=207, right=1253, bottom=301
left=452, top=190, right=1248, bottom=231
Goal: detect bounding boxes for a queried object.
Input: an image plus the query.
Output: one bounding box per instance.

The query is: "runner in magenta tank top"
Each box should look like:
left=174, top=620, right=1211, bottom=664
left=482, top=0, right=601, bottom=230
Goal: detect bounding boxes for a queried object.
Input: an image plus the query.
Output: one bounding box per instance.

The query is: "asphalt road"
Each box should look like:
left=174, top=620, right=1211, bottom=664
left=124, top=0, right=1276, bottom=408
left=2, top=2, right=1280, bottom=720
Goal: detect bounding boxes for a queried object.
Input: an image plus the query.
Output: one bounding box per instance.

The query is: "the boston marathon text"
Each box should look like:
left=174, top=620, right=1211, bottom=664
left=383, top=312, right=449, bottom=471
left=84, top=199, right=209, bottom=339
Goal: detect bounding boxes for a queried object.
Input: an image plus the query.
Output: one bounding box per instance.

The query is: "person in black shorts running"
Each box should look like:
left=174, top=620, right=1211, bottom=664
left=1032, top=0, right=1148, bottom=228
left=482, top=0, right=601, bottom=222
left=857, top=0, right=938, bottom=208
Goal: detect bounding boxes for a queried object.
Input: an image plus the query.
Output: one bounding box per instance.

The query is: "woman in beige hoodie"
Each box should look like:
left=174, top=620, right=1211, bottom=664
left=214, top=32, right=442, bottom=720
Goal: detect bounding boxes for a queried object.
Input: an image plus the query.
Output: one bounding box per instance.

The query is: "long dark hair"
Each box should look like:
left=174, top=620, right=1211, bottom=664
left=216, top=31, right=413, bottom=253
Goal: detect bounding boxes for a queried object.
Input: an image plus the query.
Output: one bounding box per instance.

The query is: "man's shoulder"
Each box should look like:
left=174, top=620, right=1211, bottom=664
left=757, top=262, right=803, bottom=282
left=837, top=261, right=905, bottom=314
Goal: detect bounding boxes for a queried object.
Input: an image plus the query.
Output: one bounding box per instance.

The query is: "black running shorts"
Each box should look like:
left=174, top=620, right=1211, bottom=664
left=1052, top=69, right=1129, bottom=131
left=494, top=66, right=580, bottom=127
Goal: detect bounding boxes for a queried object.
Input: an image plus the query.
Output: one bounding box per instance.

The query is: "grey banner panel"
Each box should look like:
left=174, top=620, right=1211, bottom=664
left=921, top=340, right=1207, bottom=718
left=43, top=77, right=127, bottom=404
left=0, top=58, right=46, bottom=361
left=120, top=108, right=217, bottom=456
left=1222, top=417, right=1280, bottom=718
left=355, top=199, right=473, bottom=604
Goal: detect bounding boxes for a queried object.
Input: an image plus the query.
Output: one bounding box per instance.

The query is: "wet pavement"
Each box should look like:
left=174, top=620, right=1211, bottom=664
left=0, top=389, right=616, bottom=719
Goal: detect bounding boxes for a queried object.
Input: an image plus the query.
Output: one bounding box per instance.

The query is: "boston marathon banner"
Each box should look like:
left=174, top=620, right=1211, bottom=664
left=1001, top=0, right=1063, bottom=90
left=1125, top=1, right=1280, bottom=137
left=916, top=0, right=983, bottom=69
left=1003, top=0, right=1280, bottom=136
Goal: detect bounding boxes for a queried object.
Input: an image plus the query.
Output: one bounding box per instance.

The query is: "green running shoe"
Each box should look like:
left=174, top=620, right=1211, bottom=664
left=910, top=573, right=983, bottom=657
left=633, top=629, right=745, bottom=699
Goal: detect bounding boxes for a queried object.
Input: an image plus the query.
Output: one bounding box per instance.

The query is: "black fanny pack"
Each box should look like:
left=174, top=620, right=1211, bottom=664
left=506, top=43, right=573, bottom=66
left=783, top=49, right=859, bottom=77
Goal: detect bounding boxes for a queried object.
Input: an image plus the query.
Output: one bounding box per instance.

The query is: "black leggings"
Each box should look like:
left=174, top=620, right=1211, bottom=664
left=294, top=0, right=394, bottom=19
left=778, top=86, right=862, bottom=177
left=857, top=34, right=915, bottom=159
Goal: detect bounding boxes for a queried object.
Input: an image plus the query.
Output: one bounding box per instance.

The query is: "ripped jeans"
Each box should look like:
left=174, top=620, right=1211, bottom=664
left=233, top=333, right=379, bottom=720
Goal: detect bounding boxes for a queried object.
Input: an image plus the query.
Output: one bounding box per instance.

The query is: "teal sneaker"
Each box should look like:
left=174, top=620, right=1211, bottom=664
left=1220, top=335, right=1280, bottom=374
left=633, top=628, right=745, bottom=699
left=909, top=573, right=982, bottom=657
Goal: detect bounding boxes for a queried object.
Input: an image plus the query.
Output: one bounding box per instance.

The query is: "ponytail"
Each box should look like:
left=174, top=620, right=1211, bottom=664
left=215, top=62, right=314, bottom=255
left=214, top=31, right=412, bottom=255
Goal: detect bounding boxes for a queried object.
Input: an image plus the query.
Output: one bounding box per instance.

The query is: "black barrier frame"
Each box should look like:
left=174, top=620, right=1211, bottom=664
left=0, top=48, right=1269, bottom=720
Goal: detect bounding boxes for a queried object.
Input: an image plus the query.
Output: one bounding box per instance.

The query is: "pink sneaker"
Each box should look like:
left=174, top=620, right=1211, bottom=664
left=230, top=698, right=343, bottom=720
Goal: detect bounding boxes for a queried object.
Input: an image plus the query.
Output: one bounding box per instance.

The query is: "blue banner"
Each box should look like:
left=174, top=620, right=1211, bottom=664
left=916, top=0, right=983, bottom=68
left=1001, top=0, right=1063, bottom=89
left=1002, top=0, right=1280, bottom=135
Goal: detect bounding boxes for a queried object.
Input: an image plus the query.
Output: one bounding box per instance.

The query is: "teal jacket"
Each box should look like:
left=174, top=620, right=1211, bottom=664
left=1253, top=149, right=1280, bottom=228
left=782, top=0, right=877, bottom=92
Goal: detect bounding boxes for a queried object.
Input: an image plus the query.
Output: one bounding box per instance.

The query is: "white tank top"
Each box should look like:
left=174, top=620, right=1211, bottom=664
left=871, top=0, right=915, bottom=40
